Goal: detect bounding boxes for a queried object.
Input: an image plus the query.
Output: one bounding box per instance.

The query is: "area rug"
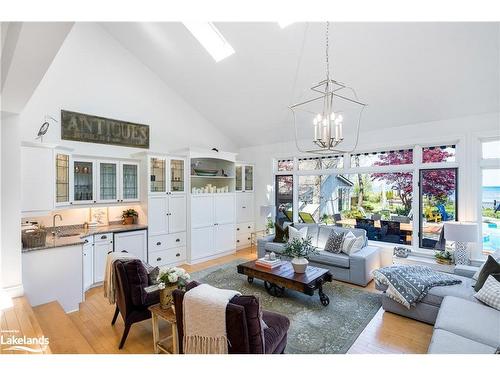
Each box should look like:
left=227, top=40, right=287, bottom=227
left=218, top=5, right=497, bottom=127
left=191, top=259, right=382, bottom=354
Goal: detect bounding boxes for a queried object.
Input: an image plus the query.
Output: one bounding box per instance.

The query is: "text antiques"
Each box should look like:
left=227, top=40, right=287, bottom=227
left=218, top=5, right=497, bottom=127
left=61, top=110, right=149, bottom=148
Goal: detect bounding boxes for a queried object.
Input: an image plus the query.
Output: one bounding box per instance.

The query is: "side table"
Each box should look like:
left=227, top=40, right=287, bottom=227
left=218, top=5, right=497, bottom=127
left=148, top=303, right=178, bottom=354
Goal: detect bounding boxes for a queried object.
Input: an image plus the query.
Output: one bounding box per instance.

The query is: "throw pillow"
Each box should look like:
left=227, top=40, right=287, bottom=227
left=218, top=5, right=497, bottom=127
left=273, top=223, right=289, bottom=243
left=473, top=249, right=500, bottom=280
left=474, top=275, right=500, bottom=310
left=324, top=231, right=345, bottom=253
left=288, top=225, right=308, bottom=243
left=474, top=255, right=500, bottom=292
left=342, top=231, right=365, bottom=255
left=143, top=262, right=160, bottom=285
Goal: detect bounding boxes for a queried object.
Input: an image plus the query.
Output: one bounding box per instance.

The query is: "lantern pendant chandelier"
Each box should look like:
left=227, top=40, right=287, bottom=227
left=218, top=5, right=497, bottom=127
left=289, top=22, right=367, bottom=154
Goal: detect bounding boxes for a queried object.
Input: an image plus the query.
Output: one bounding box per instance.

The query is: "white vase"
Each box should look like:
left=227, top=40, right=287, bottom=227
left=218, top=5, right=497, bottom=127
left=291, top=257, right=309, bottom=273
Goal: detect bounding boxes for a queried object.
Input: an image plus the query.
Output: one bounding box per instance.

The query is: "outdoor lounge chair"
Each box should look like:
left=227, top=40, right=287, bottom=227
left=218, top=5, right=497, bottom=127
left=284, top=210, right=294, bottom=222
left=298, top=211, right=316, bottom=223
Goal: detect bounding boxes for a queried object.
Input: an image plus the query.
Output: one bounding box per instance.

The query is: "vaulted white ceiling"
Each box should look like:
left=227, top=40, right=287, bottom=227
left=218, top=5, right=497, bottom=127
left=101, top=22, right=500, bottom=148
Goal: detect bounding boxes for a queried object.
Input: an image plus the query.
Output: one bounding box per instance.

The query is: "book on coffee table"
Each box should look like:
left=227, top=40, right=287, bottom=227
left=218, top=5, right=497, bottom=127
left=255, top=257, right=282, bottom=269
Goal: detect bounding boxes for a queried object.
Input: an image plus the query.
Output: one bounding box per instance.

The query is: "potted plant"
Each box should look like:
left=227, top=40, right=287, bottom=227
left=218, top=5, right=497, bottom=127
left=157, top=267, right=190, bottom=309
left=282, top=236, right=318, bottom=273
left=121, top=209, right=138, bottom=225
left=266, top=218, right=275, bottom=234
left=434, top=250, right=453, bottom=265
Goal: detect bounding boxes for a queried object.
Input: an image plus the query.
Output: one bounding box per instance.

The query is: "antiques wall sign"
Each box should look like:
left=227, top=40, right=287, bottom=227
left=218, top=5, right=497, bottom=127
left=61, top=110, right=150, bottom=149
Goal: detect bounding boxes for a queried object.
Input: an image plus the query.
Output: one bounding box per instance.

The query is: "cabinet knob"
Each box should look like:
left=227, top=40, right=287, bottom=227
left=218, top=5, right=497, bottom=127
left=242, top=206, right=246, bottom=209
left=94, top=200, right=96, bottom=203
left=70, top=202, right=73, bottom=205
left=237, top=240, right=240, bottom=243
left=237, top=228, right=240, bottom=231
left=156, top=242, right=161, bottom=246
left=84, top=239, right=89, bottom=243
left=101, top=235, right=107, bottom=239
left=248, top=226, right=251, bottom=229
left=176, top=238, right=180, bottom=242
left=176, top=253, right=180, bottom=257
left=157, top=257, right=162, bottom=262
left=247, top=237, right=251, bottom=240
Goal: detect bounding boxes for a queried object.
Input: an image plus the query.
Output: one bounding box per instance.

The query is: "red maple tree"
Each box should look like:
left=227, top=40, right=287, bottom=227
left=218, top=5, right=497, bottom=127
left=371, top=148, right=455, bottom=213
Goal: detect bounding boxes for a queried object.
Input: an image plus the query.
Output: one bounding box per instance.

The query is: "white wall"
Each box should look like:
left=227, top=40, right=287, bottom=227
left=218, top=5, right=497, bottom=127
left=1, top=113, right=22, bottom=295
left=19, top=23, right=236, bottom=158
left=238, top=112, right=500, bottom=260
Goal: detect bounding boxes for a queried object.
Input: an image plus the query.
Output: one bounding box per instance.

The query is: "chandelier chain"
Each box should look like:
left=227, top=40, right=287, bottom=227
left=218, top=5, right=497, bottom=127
left=326, top=21, right=330, bottom=81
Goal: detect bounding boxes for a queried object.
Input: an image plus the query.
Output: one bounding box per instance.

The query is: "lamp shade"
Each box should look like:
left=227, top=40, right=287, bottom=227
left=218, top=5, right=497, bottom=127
left=443, top=222, right=478, bottom=242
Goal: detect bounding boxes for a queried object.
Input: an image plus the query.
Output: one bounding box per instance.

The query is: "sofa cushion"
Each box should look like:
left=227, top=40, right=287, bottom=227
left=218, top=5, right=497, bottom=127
left=428, top=329, right=496, bottom=354
left=288, top=226, right=308, bottom=242
left=294, top=223, right=319, bottom=247
left=310, top=250, right=350, bottom=268
left=341, top=231, right=365, bottom=255
left=435, top=296, right=500, bottom=348
left=273, top=223, right=289, bottom=243
left=265, top=242, right=286, bottom=253
left=421, top=275, right=477, bottom=307
left=474, top=275, right=500, bottom=310
left=317, top=226, right=333, bottom=249
left=324, top=231, right=344, bottom=253
left=474, top=255, right=500, bottom=292
left=262, top=310, right=290, bottom=354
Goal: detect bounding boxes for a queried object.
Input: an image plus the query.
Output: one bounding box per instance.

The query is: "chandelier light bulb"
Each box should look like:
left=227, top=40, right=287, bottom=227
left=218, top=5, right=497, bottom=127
left=337, top=114, right=343, bottom=122
left=330, top=112, right=336, bottom=120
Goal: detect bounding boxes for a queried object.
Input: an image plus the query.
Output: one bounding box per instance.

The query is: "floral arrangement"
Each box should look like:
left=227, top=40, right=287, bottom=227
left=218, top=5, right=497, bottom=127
left=121, top=208, right=138, bottom=219
left=434, top=250, right=453, bottom=264
left=282, top=236, right=318, bottom=259
left=157, top=267, right=191, bottom=289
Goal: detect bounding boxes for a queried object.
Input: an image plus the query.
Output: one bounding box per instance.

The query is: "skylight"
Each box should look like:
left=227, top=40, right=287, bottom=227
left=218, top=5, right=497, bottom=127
left=183, top=22, right=235, bottom=62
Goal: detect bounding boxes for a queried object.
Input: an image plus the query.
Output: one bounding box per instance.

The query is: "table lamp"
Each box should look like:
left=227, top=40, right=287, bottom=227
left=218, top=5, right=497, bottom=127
left=443, top=222, right=478, bottom=265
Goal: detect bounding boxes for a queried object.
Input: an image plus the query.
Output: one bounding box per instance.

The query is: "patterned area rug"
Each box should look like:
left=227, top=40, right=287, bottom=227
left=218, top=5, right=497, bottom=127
left=191, top=259, right=382, bottom=354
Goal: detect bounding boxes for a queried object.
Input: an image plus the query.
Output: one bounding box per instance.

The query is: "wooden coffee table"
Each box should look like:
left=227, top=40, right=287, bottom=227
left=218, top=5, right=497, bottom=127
left=237, top=260, right=333, bottom=306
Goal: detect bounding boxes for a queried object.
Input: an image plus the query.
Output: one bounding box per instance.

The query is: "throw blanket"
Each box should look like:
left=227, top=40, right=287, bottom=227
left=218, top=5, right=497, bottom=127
left=183, top=284, right=241, bottom=354
left=103, top=252, right=138, bottom=304
left=373, top=265, right=462, bottom=309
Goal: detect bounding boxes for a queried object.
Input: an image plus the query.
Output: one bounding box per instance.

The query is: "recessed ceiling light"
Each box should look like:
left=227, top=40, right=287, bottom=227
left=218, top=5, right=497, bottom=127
left=278, top=21, right=294, bottom=29
left=183, top=22, right=235, bottom=62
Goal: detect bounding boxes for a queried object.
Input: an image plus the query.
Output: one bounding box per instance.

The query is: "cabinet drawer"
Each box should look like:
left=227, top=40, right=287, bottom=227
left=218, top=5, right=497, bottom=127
left=235, top=222, right=254, bottom=234
left=236, top=232, right=252, bottom=248
left=149, top=232, right=186, bottom=251
left=94, top=232, right=113, bottom=243
left=149, top=247, right=186, bottom=267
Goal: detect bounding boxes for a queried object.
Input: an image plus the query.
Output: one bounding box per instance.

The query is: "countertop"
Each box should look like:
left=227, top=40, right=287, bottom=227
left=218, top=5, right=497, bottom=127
left=22, top=223, right=148, bottom=253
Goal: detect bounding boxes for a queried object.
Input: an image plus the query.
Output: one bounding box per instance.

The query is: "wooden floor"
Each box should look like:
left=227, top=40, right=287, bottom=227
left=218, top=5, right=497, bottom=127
left=2, top=246, right=433, bottom=354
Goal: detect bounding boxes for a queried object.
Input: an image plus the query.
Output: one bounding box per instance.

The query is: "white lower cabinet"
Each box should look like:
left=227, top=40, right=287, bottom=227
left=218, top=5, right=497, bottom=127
left=235, top=221, right=255, bottom=249
left=149, top=247, right=187, bottom=268
left=190, top=194, right=236, bottom=263
left=114, top=230, right=147, bottom=261
left=93, top=233, right=113, bottom=283
left=82, top=239, right=94, bottom=292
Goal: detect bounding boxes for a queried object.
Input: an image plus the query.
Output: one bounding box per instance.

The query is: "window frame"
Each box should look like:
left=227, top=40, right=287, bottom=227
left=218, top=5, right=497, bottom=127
left=273, top=141, right=462, bottom=255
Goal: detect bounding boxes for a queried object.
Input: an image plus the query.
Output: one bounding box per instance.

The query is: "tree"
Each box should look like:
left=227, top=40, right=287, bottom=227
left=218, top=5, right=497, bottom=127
left=371, top=148, right=455, bottom=213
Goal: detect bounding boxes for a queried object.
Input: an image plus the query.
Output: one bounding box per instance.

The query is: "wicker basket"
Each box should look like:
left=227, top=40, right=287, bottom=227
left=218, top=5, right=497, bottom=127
left=22, top=228, right=47, bottom=249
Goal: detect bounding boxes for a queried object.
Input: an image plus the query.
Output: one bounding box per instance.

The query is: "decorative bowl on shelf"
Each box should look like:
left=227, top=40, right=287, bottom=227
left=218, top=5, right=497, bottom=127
left=193, top=168, right=218, bottom=176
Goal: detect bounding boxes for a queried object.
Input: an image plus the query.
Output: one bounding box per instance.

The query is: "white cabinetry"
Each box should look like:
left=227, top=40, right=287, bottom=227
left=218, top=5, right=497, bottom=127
left=235, top=163, right=254, bottom=192
left=114, top=230, right=147, bottom=262
left=82, top=238, right=94, bottom=292
left=190, top=194, right=236, bottom=263
left=145, top=153, right=187, bottom=267
left=93, top=232, right=113, bottom=283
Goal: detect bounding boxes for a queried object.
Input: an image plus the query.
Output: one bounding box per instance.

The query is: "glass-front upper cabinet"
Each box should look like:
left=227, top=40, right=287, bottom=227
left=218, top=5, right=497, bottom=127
left=121, top=162, right=139, bottom=201
left=55, top=153, right=71, bottom=206
left=170, top=158, right=185, bottom=193
left=73, top=159, right=95, bottom=203
left=98, top=161, right=118, bottom=203
left=235, top=165, right=243, bottom=192
left=244, top=165, right=254, bottom=192
left=149, top=156, right=167, bottom=194
left=235, top=163, right=254, bottom=192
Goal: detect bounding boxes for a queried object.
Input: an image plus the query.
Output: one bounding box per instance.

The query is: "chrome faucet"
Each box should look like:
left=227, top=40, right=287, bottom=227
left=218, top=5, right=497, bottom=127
left=52, top=214, right=63, bottom=236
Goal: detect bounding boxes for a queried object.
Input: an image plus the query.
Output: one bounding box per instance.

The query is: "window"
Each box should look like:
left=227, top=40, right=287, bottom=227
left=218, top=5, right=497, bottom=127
left=350, top=149, right=413, bottom=168
left=341, top=173, right=413, bottom=245
left=419, top=168, right=457, bottom=249
left=298, top=156, right=343, bottom=171
left=422, top=145, right=456, bottom=163
left=482, top=140, right=500, bottom=159
left=481, top=169, right=500, bottom=253
left=275, top=175, right=294, bottom=224
left=277, top=159, right=294, bottom=172
left=298, top=174, right=352, bottom=224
